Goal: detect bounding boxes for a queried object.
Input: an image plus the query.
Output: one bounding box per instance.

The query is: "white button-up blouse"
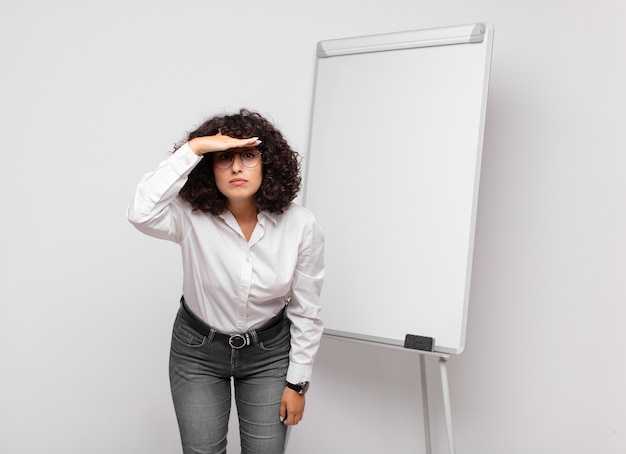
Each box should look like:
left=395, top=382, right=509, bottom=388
left=127, top=143, right=325, bottom=383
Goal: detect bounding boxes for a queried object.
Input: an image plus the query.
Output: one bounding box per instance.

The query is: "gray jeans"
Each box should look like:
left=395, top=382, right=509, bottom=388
left=169, top=306, right=291, bottom=454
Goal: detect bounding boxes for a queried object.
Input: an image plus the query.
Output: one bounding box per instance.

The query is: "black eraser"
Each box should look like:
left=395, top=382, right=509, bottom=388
left=404, top=334, right=434, bottom=352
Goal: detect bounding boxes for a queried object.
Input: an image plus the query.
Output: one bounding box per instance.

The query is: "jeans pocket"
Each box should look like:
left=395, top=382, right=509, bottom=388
left=172, top=317, right=206, bottom=348
left=257, top=319, right=291, bottom=351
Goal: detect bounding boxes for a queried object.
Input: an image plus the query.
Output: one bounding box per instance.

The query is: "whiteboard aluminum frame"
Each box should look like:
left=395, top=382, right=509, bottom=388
left=317, top=23, right=486, bottom=58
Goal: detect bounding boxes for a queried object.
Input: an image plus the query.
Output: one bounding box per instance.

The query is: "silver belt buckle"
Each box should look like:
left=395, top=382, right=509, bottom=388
left=228, top=333, right=249, bottom=349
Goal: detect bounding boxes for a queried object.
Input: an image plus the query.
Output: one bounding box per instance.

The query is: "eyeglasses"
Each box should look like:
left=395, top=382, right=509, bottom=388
left=213, top=149, right=262, bottom=170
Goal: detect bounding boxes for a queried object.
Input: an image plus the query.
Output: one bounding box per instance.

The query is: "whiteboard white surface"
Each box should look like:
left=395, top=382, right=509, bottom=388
left=303, top=23, right=494, bottom=354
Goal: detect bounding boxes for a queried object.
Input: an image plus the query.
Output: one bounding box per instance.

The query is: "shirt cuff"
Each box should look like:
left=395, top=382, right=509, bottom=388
left=170, top=142, right=203, bottom=175
left=286, top=362, right=313, bottom=384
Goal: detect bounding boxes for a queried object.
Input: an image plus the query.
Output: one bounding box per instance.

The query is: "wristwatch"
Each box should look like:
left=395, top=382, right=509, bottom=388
left=286, top=381, right=310, bottom=395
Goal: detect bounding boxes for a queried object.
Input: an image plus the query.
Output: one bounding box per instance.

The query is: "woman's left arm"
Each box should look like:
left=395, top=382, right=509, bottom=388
left=286, top=214, right=325, bottom=382
left=280, top=213, right=325, bottom=425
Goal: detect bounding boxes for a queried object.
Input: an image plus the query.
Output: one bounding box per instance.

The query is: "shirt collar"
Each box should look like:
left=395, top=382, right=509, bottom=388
left=217, top=210, right=278, bottom=226
left=258, top=210, right=278, bottom=226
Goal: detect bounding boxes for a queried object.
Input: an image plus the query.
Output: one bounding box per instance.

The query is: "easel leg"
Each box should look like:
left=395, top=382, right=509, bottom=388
left=439, top=357, right=456, bottom=454
left=420, top=354, right=432, bottom=454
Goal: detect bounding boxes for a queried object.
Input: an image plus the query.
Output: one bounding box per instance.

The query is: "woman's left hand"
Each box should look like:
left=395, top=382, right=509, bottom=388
left=279, top=387, right=306, bottom=425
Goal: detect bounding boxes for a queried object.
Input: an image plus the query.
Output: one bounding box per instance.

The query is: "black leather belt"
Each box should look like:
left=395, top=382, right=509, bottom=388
left=179, top=297, right=287, bottom=349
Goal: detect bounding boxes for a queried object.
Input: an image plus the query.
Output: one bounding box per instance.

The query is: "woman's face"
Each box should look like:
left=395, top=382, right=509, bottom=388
left=213, top=148, right=263, bottom=204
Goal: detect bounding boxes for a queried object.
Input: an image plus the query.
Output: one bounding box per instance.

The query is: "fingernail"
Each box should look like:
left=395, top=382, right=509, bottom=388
left=279, top=416, right=285, bottom=422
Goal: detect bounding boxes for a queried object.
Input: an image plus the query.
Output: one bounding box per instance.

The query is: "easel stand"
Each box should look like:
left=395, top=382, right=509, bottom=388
left=419, top=352, right=456, bottom=454
left=323, top=335, right=456, bottom=454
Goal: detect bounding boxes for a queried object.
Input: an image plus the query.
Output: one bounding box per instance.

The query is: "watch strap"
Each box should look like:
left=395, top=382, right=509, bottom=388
left=286, top=381, right=309, bottom=395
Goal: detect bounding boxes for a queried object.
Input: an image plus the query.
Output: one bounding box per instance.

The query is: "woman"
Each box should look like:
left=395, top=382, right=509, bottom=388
left=127, top=109, right=324, bottom=454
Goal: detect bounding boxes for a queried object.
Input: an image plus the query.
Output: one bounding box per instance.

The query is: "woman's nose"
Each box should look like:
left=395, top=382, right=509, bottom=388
left=231, top=153, right=243, bottom=172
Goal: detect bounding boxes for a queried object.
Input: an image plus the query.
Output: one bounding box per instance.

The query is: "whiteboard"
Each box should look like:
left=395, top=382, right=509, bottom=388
left=303, top=23, right=494, bottom=354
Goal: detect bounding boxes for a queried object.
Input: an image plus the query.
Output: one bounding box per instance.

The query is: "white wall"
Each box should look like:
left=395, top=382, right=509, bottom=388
left=1, top=1, right=624, bottom=453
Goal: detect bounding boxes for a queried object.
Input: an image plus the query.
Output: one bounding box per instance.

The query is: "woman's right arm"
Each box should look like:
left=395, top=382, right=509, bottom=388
left=126, top=143, right=202, bottom=242
left=127, top=135, right=262, bottom=241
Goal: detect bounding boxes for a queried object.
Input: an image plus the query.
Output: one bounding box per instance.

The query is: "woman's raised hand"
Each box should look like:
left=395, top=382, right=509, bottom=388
left=188, top=133, right=261, bottom=156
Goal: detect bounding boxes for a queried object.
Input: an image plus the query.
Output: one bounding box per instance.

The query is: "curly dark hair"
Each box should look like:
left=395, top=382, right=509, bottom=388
left=176, top=109, right=301, bottom=215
